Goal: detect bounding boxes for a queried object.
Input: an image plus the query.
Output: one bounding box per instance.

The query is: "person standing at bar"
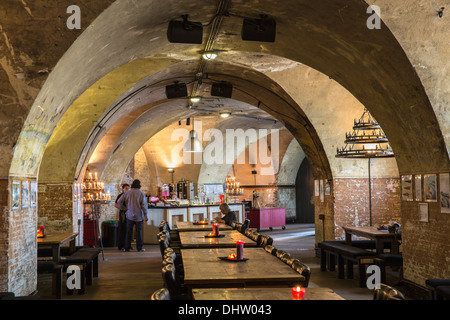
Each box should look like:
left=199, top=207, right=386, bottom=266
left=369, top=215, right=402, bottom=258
left=118, top=179, right=148, bottom=252
left=114, top=183, right=130, bottom=251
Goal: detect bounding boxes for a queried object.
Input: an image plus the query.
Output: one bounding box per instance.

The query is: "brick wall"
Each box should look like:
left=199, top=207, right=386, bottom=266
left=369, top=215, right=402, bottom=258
left=0, top=178, right=37, bottom=296
left=402, top=196, right=450, bottom=286
left=333, top=177, right=401, bottom=239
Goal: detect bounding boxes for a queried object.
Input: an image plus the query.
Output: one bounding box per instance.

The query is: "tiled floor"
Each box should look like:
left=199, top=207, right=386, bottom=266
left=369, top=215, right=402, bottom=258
left=37, top=224, right=403, bottom=300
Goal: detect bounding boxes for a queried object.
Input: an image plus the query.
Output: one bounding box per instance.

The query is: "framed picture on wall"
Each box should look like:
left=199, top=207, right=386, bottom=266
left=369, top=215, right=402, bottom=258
left=319, top=179, right=324, bottom=203
left=424, top=174, right=437, bottom=202
left=419, top=203, right=429, bottom=222
left=314, top=180, right=319, bottom=197
left=440, top=173, right=450, bottom=213
left=30, top=181, right=37, bottom=208
left=11, top=180, right=20, bottom=211
left=21, top=180, right=29, bottom=210
left=414, top=175, right=422, bottom=202
left=401, top=175, right=413, bottom=201
left=325, top=180, right=331, bottom=195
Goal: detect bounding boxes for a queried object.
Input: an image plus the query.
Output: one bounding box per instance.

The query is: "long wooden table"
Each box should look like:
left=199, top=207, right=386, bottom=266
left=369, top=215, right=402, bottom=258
left=37, top=232, right=78, bottom=262
left=342, top=226, right=400, bottom=254
left=176, top=221, right=233, bottom=232
left=181, top=247, right=304, bottom=288
left=179, top=230, right=257, bottom=248
left=192, top=287, right=345, bottom=300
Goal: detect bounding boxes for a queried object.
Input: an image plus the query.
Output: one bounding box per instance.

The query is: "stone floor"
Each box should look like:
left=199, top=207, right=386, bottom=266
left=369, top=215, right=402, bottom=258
left=36, top=224, right=404, bottom=300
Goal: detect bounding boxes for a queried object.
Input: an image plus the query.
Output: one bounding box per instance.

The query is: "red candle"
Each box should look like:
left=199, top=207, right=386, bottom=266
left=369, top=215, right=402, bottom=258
left=212, top=223, right=219, bottom=236
left=291, top=286, right=306, bottom=300
left=236, top=240, right=244, bottom=260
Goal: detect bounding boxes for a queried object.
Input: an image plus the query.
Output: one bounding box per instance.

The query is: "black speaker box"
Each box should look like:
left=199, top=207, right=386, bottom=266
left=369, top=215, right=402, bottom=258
left=211, top=82, right=233, bottom=98
left=167, top=20, right=203, bottom=44
left=241, top=18, right=276, bottom=42
left=166, top=83, right=188, bottom=99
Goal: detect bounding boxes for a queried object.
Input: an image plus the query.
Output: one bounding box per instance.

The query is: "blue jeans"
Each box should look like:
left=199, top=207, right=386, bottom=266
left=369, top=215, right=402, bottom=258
left=126, top=220, right=143, bottom=251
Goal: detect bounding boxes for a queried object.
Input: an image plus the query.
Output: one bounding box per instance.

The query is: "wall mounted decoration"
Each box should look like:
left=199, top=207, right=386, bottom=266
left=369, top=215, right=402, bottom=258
left=439, top=173, right=450, bottom=213
left=424, top=174, right=437, bottom=202
left=11, top=180, right=20, bottom=211
left=414, top=175, right=422, bottom=202
left=419, top=203, right=429, bottom=222
left=21, top=180, right=29, bottom=209
left=401, top=175, right=413, bottom=201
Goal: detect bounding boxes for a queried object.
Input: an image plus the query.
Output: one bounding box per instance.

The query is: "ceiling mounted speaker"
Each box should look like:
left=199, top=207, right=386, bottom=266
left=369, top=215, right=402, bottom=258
left=166, top=82, right=188, bottom=99
left=241, top=16, right=276, bottom=42
left=167, top=15, right=203, bottom=44
left=211, top=82, right=233, bottom=98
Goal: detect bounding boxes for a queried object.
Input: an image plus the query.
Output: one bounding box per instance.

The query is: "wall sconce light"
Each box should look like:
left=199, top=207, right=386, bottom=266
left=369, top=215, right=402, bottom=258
left=220, top=112, right=231, bottom=118
left=202, top=50, right=218, bottom=60
left=190, top=96, right=202, bottom=103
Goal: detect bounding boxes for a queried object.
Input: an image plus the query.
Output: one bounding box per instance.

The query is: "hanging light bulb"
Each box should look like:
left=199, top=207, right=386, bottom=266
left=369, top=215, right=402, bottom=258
left=183, top=130, right=203, bottom=153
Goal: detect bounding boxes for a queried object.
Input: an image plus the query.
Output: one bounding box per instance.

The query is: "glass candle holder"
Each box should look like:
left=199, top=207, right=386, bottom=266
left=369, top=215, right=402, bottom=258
left=236, top=240, right=244, bottom=260
left=291, top=286, right=306, bottom=300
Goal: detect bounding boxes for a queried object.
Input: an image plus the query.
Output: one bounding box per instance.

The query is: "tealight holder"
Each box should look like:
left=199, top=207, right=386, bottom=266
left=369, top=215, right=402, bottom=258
left=291, top=286, right=306, bottom=300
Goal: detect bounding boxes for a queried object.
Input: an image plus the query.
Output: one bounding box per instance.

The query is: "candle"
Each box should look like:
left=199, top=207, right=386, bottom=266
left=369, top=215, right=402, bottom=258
left=291, top=286, right=306, bottom=300
left=212, top=223, right=219, bottom=236
left=236, top=240, right=244, bottom=260
left=95, top=172, right=98, bottom=181
left=89, top=172, right=93, bottom=180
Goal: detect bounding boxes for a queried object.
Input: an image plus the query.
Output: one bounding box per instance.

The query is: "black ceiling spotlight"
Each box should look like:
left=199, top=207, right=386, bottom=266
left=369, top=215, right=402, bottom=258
left=211, top=81, right=233, bottom=98
left=165, top=81, right=188, bottom=99
left=241, top=14, right=276, bottom=42
left=167, top=14, right=203, bottom=44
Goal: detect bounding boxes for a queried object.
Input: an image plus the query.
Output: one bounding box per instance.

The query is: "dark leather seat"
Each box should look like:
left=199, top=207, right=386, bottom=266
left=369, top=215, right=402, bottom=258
left=264, top=244, right=278, bottom=256
left=151, top=288, right=171, bottom=300
left=374, top=253, right=403, bottom=283
left=426, top=279, right=450, bottom=299
left=161, top=264, right=190, bottom=300
left=436, top=286, right=450, bottom=300
left=373, top=284, right=405, bottom=300
left=37, top=261, right=63, bottom=299
left=291, top=261, right=311, bottom=288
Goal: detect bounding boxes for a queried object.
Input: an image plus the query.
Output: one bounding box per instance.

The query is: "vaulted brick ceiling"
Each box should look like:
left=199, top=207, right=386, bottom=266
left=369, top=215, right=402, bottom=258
left=1, top=0, right=448, bottom=184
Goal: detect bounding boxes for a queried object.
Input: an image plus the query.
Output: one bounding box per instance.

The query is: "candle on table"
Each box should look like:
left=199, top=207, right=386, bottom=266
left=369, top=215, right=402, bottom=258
left=291, top=286, right=306, bottom=300
left=236, top=240, right=244, bottom=260
left=212, top=223, right=219, bottom=236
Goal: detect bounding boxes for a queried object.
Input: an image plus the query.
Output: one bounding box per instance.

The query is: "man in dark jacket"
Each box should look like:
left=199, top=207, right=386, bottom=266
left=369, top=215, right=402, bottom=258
left=114, top=183, right=130, bottom=251
left=118, top=179, right=148, bottom=252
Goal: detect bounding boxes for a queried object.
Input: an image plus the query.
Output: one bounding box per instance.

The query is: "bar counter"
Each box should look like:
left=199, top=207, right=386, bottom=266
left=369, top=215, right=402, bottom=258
left=143, top=203, right=244, bottom=244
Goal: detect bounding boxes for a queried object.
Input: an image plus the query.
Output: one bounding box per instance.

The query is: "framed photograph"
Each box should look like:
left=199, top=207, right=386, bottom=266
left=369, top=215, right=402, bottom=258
left=319, top=180, right=324, bottom=203
left=11, top=180, right=20, bottom=211
left=30, top=181, right=37, bottom=208
left=21, top=180, right=29, bottom=209
left=414, top=175, right=422, bottom=202
left=424, top=174, right=437, bottom=202
left=314, top=180, right=319, bottom=197
left=419, top=203, right=429, bottom=222
left=401, top=175, right=413, bottom=201
left=440, top=173, right=450, bottom=213
left=325, top=180, right=331, bottom=195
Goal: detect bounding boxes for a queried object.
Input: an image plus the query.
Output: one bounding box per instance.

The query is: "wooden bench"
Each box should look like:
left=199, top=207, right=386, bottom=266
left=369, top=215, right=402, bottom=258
left=37, top=261, right=63, bottom=299
left=318, top=241, right=377, bottom=287
left=59, top=247, right=100, bottom=295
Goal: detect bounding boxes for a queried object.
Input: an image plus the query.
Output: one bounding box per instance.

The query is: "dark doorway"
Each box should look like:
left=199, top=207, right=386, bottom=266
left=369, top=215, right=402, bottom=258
left=295, top=157, right=315, bottom=223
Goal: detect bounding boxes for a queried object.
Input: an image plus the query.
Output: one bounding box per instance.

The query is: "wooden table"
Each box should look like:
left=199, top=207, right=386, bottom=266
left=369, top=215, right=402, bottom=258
left=181, top=247, right=304, bottom=288
left=176, top=221, right=233, bottom=232
left=179, top=230, right=257, bottom=248
left=37, top=232, right=78, bottom=262
left=192, top=287, right=345, bottom=300
left=342, top=226, right=400, bottom=254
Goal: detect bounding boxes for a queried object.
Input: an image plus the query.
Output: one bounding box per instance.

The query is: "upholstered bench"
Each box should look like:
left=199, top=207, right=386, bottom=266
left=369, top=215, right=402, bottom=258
left=59, top=247, right=100, bottom=295
left=37, top=261, right=63, bottom=299
left=426, top=278, right=450, bottom=300
left=436, top=286, right=450, bottom=300
left=319, top=241, right=377, bottom=287
left=374, top=253, right=403, bottom=284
